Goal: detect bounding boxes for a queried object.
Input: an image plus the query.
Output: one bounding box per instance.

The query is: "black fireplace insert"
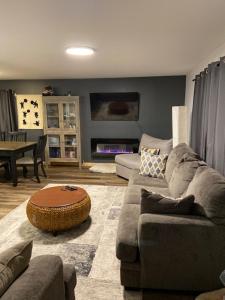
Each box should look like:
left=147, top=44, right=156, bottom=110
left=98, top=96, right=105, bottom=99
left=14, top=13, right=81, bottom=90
left=91, top=138, right=139, bottom=160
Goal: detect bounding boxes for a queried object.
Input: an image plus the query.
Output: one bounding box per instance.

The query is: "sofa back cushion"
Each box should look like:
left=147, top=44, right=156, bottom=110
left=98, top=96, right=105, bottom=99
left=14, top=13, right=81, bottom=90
left=165, top=143, right=198, bottom=184
left=0, top=240, right=33, bottom=297
left=169, top=154, right=206, bottom=198
left=186, top=166, right=225, bottom=225
left=139, top=134, right=172, bottom=154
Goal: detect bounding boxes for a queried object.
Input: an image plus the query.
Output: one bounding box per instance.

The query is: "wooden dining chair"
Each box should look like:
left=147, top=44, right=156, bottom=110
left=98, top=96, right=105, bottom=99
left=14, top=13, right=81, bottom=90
left=8, top=131, right=27, bottom=142
left=0, top=160, right=10, bottom=179
left=0, top=132, right=10, bottom=179
left=16, top=135, right=47, bottom=183
left=0, top=132, right=6, bottom=141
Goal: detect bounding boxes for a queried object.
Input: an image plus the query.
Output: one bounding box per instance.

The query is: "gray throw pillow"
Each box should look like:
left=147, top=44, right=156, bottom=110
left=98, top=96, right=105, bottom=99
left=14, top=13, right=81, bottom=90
left=186, top=166, right=225, bottom=225
left=169, top=154, right=206, bottom=198
left=0, top=240, right=33, bottom=297
left=141, top=188, right=195, bottom=215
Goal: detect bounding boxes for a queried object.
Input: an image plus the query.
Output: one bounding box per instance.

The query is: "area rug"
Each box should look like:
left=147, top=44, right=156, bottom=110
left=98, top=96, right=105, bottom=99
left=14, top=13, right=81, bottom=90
left=0, top=184, right=141, bottom=300
left=89, top=163, right=116, bottom=174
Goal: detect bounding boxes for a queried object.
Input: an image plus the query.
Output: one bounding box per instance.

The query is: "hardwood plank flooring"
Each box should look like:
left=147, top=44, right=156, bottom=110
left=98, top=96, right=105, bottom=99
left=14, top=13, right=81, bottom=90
left=0, top=166, right=127, bottom=220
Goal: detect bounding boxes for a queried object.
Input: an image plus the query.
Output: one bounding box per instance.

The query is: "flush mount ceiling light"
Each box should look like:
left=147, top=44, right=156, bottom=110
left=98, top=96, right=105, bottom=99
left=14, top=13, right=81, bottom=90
left=66, top=47, right=95, bottom=56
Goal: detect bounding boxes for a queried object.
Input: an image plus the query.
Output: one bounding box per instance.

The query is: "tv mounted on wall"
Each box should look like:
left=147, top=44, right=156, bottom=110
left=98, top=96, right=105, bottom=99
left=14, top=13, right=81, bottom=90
left=90, top=92, right=140, bottom=121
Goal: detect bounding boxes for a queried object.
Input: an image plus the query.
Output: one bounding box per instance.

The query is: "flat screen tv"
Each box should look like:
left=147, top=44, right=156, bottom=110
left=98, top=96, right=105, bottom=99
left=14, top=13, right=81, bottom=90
left=90, top=92, right=139, bottom=121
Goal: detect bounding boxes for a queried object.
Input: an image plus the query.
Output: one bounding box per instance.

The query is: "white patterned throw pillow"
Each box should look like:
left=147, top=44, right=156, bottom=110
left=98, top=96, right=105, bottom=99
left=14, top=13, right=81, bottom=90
left=139, top=149, right=168, bottom=178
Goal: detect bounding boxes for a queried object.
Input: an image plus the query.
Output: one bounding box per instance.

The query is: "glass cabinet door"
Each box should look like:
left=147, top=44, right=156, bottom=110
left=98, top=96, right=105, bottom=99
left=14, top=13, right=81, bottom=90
left=63, top=103, right=76, bottom=129
left=48, top=135, right=61, bottom=158
left=64, top=135, right=77, bottom=158
left=46, top=103, right=60, bottom=128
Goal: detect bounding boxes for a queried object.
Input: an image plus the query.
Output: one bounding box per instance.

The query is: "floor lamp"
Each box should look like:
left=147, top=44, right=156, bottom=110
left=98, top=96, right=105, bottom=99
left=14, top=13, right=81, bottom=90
left=172, top=106, right=188, bottom=147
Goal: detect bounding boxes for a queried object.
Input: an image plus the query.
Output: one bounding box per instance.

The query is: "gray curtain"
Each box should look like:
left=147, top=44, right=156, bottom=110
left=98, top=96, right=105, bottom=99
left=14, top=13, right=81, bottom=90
left=0, top=89, right=18, bottom=132
left=214, top=58, right=225, bottom=175
left=191, top=57, right=225, bottom=175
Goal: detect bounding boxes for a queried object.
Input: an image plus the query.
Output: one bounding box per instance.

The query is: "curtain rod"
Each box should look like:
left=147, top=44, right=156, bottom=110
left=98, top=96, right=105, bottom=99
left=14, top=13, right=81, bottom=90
left=0, top=89, right=16, bottom=93
left=192, top=69, right=208, bottom=82
left=192, top=57, right=225, bottom=82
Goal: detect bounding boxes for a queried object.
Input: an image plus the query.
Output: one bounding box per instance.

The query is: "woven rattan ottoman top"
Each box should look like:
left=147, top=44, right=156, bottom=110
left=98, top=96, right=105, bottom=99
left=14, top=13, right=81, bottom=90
left=30, top=186, right=88, bottom=208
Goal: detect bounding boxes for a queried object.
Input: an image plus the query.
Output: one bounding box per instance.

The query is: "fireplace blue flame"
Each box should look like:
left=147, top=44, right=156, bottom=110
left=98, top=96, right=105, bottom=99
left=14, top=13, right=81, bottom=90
left=96, top=143, right=133, bottom=154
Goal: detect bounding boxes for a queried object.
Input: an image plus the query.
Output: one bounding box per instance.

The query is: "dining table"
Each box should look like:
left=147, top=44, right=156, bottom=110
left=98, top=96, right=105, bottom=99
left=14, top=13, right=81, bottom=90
left=0, top=141, right=37, bottom=186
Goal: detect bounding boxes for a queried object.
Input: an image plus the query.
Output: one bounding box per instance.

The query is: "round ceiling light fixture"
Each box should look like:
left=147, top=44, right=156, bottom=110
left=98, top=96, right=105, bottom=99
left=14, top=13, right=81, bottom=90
left=66, top=46, right=95, bottom=56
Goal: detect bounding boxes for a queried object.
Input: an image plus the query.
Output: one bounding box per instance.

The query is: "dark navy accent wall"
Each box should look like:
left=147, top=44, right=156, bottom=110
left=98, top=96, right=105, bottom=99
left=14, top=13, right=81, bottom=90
left=0, top=76, right=186, bottom=161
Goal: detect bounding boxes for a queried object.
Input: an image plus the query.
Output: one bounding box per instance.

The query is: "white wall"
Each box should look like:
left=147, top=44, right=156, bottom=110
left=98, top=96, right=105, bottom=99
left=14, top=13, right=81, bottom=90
left=185, top=41, right=225, bottom=142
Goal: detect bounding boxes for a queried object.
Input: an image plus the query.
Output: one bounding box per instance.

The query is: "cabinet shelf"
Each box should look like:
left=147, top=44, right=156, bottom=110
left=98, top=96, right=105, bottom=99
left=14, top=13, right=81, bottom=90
left=49, top=145, right=60, bottom=148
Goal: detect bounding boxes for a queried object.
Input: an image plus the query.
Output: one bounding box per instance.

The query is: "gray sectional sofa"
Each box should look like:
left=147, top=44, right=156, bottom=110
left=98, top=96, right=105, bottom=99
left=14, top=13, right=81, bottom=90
left=115, top=133, right=173, bottom=179
left=1, top=255, right=76, bottom=300
left=116, top=143, right=225, bottom=293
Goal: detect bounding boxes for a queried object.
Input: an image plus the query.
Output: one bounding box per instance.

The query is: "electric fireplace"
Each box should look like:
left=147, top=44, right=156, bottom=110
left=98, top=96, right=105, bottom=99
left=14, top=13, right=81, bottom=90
left=91, top=138, right=139, bottom=160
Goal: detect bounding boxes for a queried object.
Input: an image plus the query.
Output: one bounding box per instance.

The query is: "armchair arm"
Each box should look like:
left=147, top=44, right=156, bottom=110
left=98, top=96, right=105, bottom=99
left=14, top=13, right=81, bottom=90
left=63, top=264, right=76, bottom=300
left=1, top=255, right=65, bottom=300
left=138, top=213, right=225, bottom=291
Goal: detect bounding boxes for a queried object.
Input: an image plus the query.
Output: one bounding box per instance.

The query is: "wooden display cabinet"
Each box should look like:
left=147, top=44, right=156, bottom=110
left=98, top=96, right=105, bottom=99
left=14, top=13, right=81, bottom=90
left=43, top=96, right=81, bottom=167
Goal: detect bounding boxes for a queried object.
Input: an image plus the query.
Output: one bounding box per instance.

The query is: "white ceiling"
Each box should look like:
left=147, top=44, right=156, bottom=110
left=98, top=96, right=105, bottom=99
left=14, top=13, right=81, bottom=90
left=1, top=0, right=225, bottom=79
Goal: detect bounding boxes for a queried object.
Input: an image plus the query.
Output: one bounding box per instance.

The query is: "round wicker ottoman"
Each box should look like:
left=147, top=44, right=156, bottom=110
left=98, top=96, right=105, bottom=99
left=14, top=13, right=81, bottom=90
left=26, top=186, right=91, bottom=234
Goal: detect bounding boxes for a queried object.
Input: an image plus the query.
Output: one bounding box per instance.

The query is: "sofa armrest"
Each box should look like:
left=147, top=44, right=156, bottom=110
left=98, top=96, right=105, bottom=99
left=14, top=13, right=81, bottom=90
left=116, top=204, right=140, bottom=262
left=63, top=264, right=76, bottom=300
left=1, top=255, right=65, bottom=300
left=138, top=213, right=225, bottom=291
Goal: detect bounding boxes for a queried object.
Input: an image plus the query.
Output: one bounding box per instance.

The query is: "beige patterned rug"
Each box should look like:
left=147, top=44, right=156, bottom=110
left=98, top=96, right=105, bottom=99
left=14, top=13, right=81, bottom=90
left=0, top=184, right=141, bottom=300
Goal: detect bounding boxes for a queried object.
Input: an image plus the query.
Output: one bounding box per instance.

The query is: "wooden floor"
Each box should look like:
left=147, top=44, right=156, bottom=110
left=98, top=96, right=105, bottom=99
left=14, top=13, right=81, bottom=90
left=0, top=166, right=127, bottom=220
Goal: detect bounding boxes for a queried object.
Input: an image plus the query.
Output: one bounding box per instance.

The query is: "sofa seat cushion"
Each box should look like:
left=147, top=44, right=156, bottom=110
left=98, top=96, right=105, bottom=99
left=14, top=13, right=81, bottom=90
left=169, top=154, right=205, bottom=198
left=129, top=170, right=168, bottom=188
left=186, top=166, right=225, bottom=225
left=143, top=186, right=171, bottom=197
left=116, top=164, right=133, bottom=180
left=124, top=185, right=171, bottom=205
left=165, top=143, right=199, bottom=184
left=124, top=186, right=142, bottom=205
left=116, top=204, right=140, bottom=262
left=115, top=153, right=140, bottom=170
left=138, top=134, right=172, bottom=154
